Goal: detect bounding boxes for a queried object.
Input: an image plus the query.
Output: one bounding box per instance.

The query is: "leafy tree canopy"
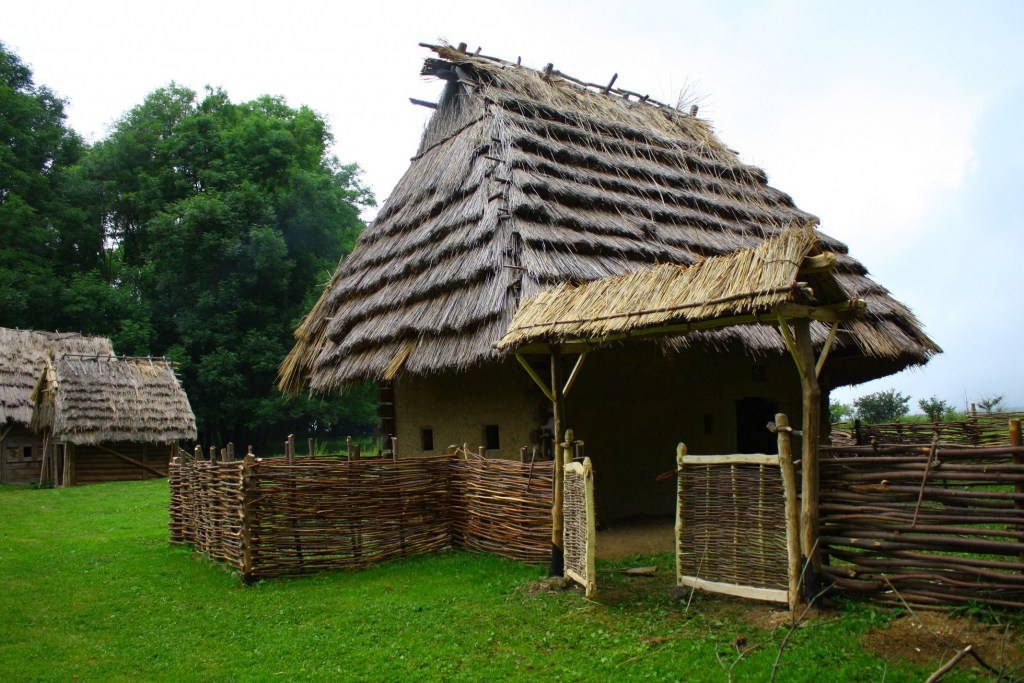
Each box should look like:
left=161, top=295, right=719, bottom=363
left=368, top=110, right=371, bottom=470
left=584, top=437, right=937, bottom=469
left=853, top=389, right=910, bottom=424
left=81, top=84, right=375, bottom=448
left=917, top=396, right=951, bottom=421
left=976, top=394, right=1005, bottom=413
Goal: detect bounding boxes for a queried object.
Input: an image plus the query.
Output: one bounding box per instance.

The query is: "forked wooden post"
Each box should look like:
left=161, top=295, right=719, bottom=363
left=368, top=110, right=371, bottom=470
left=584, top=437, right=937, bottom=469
left=792, top=318, right=823, bottom=599
left=775, top=413, right=803, bottom=613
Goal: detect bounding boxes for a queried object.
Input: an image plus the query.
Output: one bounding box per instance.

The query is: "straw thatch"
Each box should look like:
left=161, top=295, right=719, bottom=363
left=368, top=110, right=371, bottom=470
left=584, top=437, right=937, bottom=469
left=497, top=225, right=870, bottom=349
left=280, top=42, right=938, bottom=394
left=32, top=355, right=197, bottom=446
left=0, top=328, right=113, bottom=427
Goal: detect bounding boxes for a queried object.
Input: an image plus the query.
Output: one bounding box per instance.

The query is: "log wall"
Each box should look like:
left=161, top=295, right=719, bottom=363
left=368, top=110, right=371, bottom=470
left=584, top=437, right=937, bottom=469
left=820, top=442, right=1024, bottom=609
left=170, top=453, right=554, bottom=580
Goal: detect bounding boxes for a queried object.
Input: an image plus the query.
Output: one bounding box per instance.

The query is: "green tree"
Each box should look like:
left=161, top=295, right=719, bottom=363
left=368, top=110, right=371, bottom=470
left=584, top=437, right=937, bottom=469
left=853, top=389, right=910, bottom=423
left=84, top=85, right=374, bottom=449
left=918, top=396, right=951, bottom=421
left=0, top=41, right=94, bottom=330
left=829, top=400, right=852, bottom=423
left=976, top=394, right=1005, bottom=413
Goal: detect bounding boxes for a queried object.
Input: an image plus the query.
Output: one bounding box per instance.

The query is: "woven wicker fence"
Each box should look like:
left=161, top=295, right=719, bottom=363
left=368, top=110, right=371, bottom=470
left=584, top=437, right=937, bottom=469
left=820, top=442, right=1024, bottom=609
left=833, top=413, right=1024, bottom=447
left=676, top=455, right=795, bottom=604
left=170, top=453, right=553, bottom=580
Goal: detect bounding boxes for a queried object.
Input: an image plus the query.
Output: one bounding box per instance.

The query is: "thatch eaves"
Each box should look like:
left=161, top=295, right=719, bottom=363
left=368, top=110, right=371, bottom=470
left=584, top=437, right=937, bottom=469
left=0, top=328, right=114, bottom=427
left=32, top=355, right=197, bottom=446
left=279, top=43, right=939, bottom=394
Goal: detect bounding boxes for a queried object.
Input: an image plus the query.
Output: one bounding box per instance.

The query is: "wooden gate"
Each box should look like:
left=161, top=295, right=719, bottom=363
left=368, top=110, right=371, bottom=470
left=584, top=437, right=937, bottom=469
left=675, top=444, right=801, bottom=608
left=563, top=457, right=596, bottom=597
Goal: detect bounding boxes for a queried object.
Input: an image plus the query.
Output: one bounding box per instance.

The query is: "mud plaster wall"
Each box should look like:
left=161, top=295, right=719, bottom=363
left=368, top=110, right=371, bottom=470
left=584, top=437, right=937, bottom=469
left=395, top=345, right=805, bottom=521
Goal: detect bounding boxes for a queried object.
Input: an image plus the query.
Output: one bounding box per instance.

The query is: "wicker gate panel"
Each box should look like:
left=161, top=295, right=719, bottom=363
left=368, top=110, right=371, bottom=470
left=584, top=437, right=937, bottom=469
left=563, top=457, right=596, bottom=597
left=676, top=450, right=795, bottom=604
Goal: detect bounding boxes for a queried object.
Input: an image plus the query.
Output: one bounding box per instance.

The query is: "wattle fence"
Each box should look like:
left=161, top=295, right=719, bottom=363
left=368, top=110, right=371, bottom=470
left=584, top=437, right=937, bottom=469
left=169, top=453, right=553, bottom=581
left=819, top=441, right=1024, bottom=609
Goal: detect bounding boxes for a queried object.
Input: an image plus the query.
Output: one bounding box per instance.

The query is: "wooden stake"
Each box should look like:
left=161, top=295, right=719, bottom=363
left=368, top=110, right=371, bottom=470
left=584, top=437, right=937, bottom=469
left=307, top=438, right=314, bottom=459
left=550, top=345, right=566, bottom=573
left=775, top=413, right=803, bottom=613
left=240, top=453, right=256, bottom=583
left=346, top=436, right=353, bottom=462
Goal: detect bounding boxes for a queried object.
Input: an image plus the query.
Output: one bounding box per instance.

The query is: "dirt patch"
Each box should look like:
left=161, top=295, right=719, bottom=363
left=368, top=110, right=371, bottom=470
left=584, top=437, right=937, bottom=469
left=863, top=612, right=1024, bottom=672
left=597, top=519, right=675, bottom=560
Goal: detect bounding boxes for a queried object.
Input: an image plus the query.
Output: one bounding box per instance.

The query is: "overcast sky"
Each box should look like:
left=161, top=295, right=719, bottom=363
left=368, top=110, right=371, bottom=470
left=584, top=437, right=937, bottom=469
left=5, top=0, right=1023, bottom=410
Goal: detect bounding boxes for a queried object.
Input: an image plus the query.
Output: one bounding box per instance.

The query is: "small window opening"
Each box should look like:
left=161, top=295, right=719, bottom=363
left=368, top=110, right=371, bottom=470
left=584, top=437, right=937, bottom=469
left=420, top=427, right=434, bottom=451
left=483, top=424, right=500, bottom=450
left=22, top=446, right=33, bottom=459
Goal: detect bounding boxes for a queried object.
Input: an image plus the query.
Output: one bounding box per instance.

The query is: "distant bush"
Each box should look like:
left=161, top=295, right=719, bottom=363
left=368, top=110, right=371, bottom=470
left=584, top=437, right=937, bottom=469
left=829, top=400, right=852, bottom=423
left=854, top=390, right=910, bottom=423
left=918, top=396, right=951, bottom=421
left=977, top=394, right=1006, bottom=413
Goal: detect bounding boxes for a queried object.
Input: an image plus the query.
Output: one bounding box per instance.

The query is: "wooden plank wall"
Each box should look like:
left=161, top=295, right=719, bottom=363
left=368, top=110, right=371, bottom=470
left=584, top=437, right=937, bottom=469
left=73, top=442, right=171, bottom=484
left=1, top=426, right=46, bottom=484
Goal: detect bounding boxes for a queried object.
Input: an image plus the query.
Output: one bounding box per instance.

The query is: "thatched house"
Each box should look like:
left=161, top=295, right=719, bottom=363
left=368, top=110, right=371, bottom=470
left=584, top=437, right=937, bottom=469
left=31, top=354, right=197, bottom=486
left=0, top=328, right=113, bottom=484
left=280, top=43, right=939, bottom=520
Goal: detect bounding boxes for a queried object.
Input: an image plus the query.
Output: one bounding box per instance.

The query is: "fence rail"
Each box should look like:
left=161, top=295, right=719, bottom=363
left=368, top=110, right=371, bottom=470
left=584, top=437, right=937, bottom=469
left=819, top=441, right=1024, bottom=609
left=832, top=412, right=1024, bottom=447
left=170, top=453, right=553, bottom=580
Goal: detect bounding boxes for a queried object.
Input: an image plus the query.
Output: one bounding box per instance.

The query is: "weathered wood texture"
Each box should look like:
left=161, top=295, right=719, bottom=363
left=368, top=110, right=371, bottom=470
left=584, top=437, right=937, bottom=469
left=170, top=452, right=553, bottom=580
left=820, top=442, right=1024, bottom=609
left=73, top=442, right=169, bottom=484
left=676, top=455, right=791, bottom=600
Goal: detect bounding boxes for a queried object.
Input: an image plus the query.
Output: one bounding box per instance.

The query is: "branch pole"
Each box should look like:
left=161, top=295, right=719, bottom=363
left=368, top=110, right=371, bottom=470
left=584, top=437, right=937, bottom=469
left=549, top=345, right=566, bottom=577
left=792, top=318, right=823, bottom=601
left=1011, top=418, right=1022, bottom=567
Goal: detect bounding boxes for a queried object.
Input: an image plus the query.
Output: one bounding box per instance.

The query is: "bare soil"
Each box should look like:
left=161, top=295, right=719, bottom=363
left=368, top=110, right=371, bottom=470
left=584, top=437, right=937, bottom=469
left=596, top=518, right=675, bottom=560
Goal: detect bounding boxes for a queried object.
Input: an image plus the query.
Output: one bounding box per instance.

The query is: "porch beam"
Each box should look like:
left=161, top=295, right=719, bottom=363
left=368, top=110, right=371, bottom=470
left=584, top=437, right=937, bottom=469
left=815, top=323, right=839, bottom=378
left=562, top=352, right=588, bottom=397
left=514, top=353, right=554, bottom=402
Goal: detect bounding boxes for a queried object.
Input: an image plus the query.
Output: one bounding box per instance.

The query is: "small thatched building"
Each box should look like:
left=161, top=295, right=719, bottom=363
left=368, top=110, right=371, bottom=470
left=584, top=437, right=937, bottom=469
left=0, top=328, right=113, bottom=484
left=31, top=355, right=197, bottom=485
left=280, top=43, right=939, bottom=520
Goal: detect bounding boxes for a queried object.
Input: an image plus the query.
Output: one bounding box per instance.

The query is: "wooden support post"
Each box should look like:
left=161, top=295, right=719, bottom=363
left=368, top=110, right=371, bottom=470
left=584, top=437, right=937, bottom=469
left=307, top=438, right=314, bottom=459
left=287, top=434, right=295, bottom=464
left=61, top=442, right=71, bottom=487
left=792, top=319, right=823, bottom=601
left=1011, top=419, right=1023, bottom=567
left=346, top=436, right=353, bottom=461
left=391, top=436, right=398, bottom=461
left=775, top=413, right=803, bottom=613
left=550, top=345, right=566, bottom=577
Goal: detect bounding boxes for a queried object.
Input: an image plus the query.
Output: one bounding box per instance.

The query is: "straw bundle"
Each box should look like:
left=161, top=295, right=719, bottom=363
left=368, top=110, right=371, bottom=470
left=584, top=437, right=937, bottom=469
left=0, top=328, right=112, bottom=426
left=33, top=355, right=197, bottom=445
left=279, top=42, right=938, bottom=396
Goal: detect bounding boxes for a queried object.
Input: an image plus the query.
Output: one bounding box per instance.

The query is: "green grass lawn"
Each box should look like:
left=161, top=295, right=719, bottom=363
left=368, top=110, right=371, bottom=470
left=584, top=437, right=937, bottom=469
left=0, top=481, right=991, bottom=682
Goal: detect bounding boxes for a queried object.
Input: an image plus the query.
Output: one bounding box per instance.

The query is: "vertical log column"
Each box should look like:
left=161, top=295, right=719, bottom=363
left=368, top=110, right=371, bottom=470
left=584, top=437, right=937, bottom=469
left=241, top=453, right=256, bottom=584
left=549, top=345, right=565, bottom=577
left=792, top=319, right=823, bottom=600
left=775, top=413, right=803, bottom=613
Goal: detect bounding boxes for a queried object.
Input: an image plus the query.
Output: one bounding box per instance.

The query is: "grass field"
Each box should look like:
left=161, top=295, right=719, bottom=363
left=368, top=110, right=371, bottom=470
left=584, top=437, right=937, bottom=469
left=0, top=481, right=1003, bottom=681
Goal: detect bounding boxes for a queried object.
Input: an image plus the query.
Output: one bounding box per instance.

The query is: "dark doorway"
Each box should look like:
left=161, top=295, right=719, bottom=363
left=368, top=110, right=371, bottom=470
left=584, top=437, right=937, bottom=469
left=735, top=397, right=777, bottom=454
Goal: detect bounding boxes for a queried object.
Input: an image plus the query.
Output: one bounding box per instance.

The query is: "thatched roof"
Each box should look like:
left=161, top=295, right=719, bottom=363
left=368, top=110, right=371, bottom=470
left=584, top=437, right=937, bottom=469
left=0, top=328, right=114, bottom=427
left=32, top=355, right=197, bottom=446
left=498, top=225, right=881, bottom=350
left=280, top=43, right=939, bottom=394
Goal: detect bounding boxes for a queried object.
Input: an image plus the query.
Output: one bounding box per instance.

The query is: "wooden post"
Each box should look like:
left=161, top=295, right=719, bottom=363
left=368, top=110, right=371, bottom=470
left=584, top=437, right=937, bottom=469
left=520, top=446, right=528, bottom=464
left=61, top=442, right=71, bottom=487
left=240, top=453, right=256, bottom=583
left=193, top=445, right=202, bottom=461
left=287, top=434, right=295, bottom=464
left=226, top=442, right=235, bottom=462
left=346, top=436, right=353, bottom=461
left=792, top=319, right=823, bottom=600
left=208, top=446, right=216, bottom=462
left=775, top=413, right=803, bottom=613
left=307, top=437, right=314, bottom=459
left=675, top=443, right=686, bottom=588
left=1011, top=419, right=1023, bottom=566
left=550, top=345, right=566, bottom=577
